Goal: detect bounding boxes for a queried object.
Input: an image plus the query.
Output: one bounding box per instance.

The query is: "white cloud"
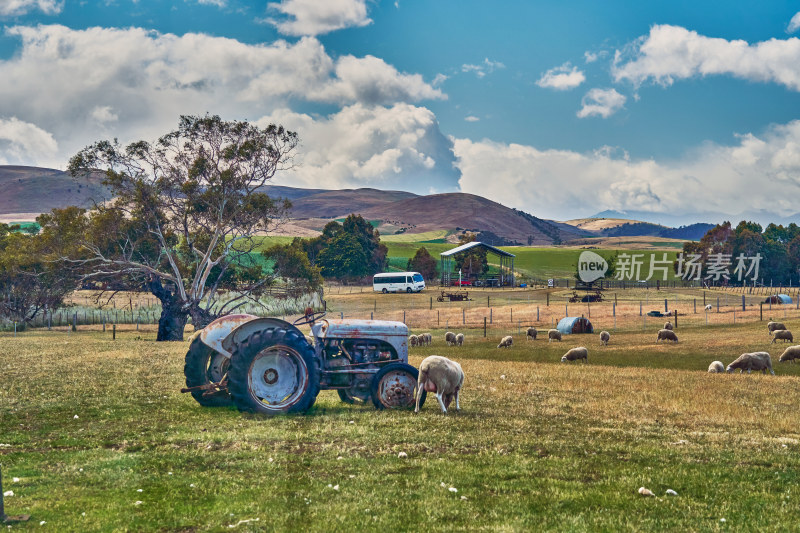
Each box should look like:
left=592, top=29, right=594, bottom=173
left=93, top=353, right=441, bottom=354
left=196, top=0, right=226, bottom=7
left=267, top=0, right=371, bottom=36
left=0, top=0, right=62, bottom=16
left=0, top=24, right=442, bottom=167
left=577, top=88, right=625, bottom=118
left=613, top=24, right=800, bottom=91
left=464, top=116, right=479, bottom=122
left=90, top=106, right=118, bottom=125
left=454, top=120, right=800, bottom=220
left=788, top=12, right=800, bottom=33
left=536, top=63, right=585, bottom=90
left=461, top=58, right=505, bottom=78
left=310, top=54, right=445, bottom=104
left=0, top=117, right=58, bottom=165
left=260, top=103, right=460, bottom=192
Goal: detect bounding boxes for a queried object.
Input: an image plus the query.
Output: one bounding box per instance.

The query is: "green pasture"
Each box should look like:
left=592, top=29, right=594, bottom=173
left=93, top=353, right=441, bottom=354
left=2, top=319, right=799, bottom=531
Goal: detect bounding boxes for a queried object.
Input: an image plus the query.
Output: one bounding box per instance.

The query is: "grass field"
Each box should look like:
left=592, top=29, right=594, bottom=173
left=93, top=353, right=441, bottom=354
left=3, top=309, right=800, bottom=531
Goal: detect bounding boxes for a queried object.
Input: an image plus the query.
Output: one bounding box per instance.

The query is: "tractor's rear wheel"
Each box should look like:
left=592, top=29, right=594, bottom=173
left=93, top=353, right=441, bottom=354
left=184, top=337, right=233, bottom=407
left=228, top=328, right=319, bottom=415
left=371, top=363, right=424, bottom=410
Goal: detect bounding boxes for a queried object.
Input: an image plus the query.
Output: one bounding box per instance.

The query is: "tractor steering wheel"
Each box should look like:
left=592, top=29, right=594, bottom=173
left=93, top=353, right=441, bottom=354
left=293, top=310, right=327, bottom=326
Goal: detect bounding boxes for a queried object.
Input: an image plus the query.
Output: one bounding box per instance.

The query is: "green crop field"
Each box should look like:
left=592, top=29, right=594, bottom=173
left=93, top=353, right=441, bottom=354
left=385, top=243, right=682, bottom=280
left=250, top=234, right=684, bottom=281
left=2, top=314, right=800, bottom=531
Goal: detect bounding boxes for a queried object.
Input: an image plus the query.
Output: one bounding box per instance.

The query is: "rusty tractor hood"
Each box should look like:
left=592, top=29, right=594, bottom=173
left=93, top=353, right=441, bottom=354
left=314, top=319, right=408, bottom=339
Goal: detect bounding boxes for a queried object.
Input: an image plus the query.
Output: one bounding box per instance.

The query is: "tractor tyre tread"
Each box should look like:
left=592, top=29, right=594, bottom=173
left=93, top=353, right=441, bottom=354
left=228, top=328, right=320, bottom=415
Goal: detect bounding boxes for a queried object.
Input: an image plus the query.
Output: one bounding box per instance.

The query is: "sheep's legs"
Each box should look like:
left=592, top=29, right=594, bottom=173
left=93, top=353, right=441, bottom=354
left=414, top=380, right=426, bottom=413
left=454, top=387, right=461, bottom=411
left=435, top=392, right=448, bottom=414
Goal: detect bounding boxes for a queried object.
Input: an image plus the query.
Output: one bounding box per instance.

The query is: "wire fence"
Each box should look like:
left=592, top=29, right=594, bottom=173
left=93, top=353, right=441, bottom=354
left=323, top=284, right=800, bottom=338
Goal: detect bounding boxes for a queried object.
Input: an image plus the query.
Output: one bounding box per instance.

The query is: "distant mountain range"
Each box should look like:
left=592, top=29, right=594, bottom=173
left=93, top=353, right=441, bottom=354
left=564, top=217, right=714, bottom=241
left=0, top=165, right=743, bottom=245
left=591, top=209, right=800, bottom=229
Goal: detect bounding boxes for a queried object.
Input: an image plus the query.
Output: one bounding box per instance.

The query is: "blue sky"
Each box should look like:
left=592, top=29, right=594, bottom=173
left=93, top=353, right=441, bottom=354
left=1, top=1, right=800, bottom=224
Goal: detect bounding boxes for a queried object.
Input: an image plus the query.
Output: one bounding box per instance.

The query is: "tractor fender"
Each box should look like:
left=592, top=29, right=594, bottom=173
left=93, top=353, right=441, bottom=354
left=198, top=314, right=260, bottom=358
left=220, top=317, right=308, bottom=357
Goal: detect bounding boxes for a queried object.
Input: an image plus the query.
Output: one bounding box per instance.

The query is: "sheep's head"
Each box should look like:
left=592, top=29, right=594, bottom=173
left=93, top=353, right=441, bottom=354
left=726, top=365, right=735, bottom=373
left=560, top=356, right=567, bottom=362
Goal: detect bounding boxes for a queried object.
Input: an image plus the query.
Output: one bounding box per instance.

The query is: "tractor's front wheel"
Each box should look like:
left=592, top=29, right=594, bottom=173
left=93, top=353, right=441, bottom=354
left=371, top=363, right=424, bottom=410
left=184, top=337, right=233, bottom=407
left=228, top=328, right=319, bottom=415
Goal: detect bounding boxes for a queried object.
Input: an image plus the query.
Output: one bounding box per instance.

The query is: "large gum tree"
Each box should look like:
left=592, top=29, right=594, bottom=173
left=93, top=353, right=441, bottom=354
left=68, top=115, right=298, bottom=340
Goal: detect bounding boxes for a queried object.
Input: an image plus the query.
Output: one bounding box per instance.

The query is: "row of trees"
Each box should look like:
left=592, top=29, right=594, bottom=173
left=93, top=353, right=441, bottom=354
left=267, top=215, right=389, bottom=281
left=682, top=221, right=800, bottom=284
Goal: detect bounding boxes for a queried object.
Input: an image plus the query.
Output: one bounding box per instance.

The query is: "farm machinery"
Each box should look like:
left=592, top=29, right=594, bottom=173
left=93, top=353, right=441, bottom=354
left=180, top=311, right=424, bottom=414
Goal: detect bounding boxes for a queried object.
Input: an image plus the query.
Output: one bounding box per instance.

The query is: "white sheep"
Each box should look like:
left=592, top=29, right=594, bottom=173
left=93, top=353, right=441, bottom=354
left=663, top=321, right=673, bottom=331
left=707, top=361, right=725, bottom=373
left=415, top=355, right=464, bottom=414
left=771, top=329, right=794, bottom=343
left=423, top=333, right=433, bottom=346
left=656, top=329, right=678, bottom=343
left=548, top=329, right=562, bottom=342
left=599, top=331, right=610, bottom=345
left=456, top=333, right=464, bottom=346
left=409, top=334, right=419, bottom=347
left=726, top=352, right=775, bottom=375
left=705, top=304, right=712, bottom=311
left=497, top=335, right=513, bottom=348
left=779, top=345, right=800, bottom=363
left=445, top=331, right=456, bottom=346
left=561, top=346, right=588, bottom=363
left=526, top=327, right=537, bottom=341
left=768, top=321, right=786, bottom=333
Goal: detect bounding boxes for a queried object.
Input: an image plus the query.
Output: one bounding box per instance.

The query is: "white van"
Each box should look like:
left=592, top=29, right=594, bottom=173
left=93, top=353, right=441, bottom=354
left=373, top=272, right=425, bottom=293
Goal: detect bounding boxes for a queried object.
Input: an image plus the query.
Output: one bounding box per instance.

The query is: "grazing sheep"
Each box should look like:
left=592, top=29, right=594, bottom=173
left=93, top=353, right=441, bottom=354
left=599, top=331, right=610, bottom=345
left=779, top=345, right=800, bottom=363
left=726, top=352, right=775, bottom=375
left=771, top=329, right=794, bottom=343
left=656, top=329, right=679, bottom=343
left=526, top=327, right=538, bottom=341
left=497, top=335, right=513, bottom=348
left=768, top=321, right=786, bottom=333
left=705, top=304, right=712, bottom=311
left=707, top=361, right=725, bottom=373
left=456, top=333, right=465, bottom=346
left=663, top=321, right=673, bottom=331
left=548, top=329, right=562, bottom=342
left=445, top=331, right=456, bottom=346
left=409, top=334, right=419, bottom=347
left=423, top=333, right=432, bottom=346
left=415, top=355, right=464, bottom=414
left=561, top=346, right=588, bottom=363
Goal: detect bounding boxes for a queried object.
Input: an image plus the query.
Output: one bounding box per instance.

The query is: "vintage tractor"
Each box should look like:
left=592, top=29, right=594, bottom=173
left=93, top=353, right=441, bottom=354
left=181, top=311, right=424, bottom=414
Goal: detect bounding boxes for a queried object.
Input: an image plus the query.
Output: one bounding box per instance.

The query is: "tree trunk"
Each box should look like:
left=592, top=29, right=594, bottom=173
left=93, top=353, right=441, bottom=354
left=148, top=276, right=187, bottom=341
left=156, top=306, right=188, bottom=341
left=188, top=306, right=216, bottom=330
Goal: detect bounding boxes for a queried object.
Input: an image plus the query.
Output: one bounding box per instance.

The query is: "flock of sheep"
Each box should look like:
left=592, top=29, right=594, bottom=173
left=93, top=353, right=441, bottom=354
left=411, top=318, right=800, bottom=414
left=707, top=321, right=800, bottom=374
